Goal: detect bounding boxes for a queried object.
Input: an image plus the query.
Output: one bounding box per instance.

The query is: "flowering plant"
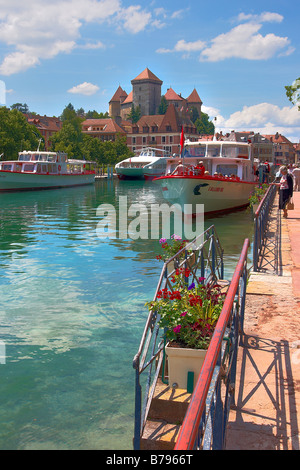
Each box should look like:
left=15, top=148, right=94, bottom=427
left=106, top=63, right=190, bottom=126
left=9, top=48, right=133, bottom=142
left=146, top=267, right=226, bottom=350
left=156, top=235, right=189, bottom=262
left=248, top=184, right=269, bottom=208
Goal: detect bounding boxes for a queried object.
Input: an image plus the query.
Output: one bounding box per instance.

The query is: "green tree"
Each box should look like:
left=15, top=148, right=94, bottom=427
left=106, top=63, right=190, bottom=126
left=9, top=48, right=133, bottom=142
left=127, top=104, right=141, bottom=123
left=0, top=107, right=41, bottom=159
left=189, top=106, right=200, bottom=123
left=158, top=96, right=168, bottom=114
left=10, top=103, right=30, bottom=113
left=195, top=112, right=215, bottom=135
left=285, top=78, right=300, bottom=111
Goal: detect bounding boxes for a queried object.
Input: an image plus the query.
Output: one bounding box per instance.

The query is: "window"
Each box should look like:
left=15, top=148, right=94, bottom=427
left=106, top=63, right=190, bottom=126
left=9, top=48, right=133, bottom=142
left=23, top=164, right=35, bottom=172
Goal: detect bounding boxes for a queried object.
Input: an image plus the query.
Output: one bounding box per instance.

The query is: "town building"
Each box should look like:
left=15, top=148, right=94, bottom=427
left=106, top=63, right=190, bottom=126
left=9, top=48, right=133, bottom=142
left=221, top=130, right=273, bottom=163
left=126, top=103, right=198, bottom=155
left=25, top=114, right=62, bottom=150
left=263, top=133, right=296, bottom=165
left=81, top=118, right=126, bottom=141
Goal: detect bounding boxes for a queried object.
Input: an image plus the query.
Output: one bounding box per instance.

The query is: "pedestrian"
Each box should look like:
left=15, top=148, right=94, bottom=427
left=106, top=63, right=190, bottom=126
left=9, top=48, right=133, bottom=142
left=292, top=164, right=300, bottom=191
left=278, top=166, right=293, bottom=218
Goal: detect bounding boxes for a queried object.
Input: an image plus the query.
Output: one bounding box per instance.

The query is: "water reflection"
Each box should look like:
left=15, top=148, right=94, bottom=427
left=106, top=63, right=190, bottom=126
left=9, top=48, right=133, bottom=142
left=0, top=179, right=254, bottom=449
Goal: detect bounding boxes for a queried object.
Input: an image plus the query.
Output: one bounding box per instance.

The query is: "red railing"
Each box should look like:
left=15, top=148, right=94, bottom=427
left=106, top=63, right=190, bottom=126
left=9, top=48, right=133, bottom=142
left=174, top=238, right=250, bottom=450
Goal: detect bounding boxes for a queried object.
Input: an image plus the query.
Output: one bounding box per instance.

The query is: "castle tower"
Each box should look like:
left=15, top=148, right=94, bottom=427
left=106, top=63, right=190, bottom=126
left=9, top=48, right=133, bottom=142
left=131, top=68, right=163, bottom=116
left=109, top=86, right=128, bottom=121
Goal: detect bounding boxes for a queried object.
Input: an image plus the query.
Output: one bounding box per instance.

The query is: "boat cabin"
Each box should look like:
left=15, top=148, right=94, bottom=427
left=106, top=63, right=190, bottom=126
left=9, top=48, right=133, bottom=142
left=0, top=152, right=95, bottom=175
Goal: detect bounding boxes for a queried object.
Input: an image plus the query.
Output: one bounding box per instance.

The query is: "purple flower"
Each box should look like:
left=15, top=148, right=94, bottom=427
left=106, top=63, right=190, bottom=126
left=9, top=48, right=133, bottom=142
left=188, top=282, right=195, bottom=290
left=171, top=234, right=182, bottom=241
left=173, top=325, right=181, bottom=333
left=159, top=238, right=167, bottom=244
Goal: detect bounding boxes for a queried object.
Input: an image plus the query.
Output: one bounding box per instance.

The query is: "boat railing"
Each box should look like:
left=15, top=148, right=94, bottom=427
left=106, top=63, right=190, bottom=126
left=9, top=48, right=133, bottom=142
left=174, top=238, right=249, bottom=450
left=132, top=225, right=225, bottom=450
left=253, top=183, right=277, bottom=272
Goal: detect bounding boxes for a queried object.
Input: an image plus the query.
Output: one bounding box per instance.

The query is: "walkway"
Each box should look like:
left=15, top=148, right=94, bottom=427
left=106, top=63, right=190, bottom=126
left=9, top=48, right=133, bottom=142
left=225, top=191, right=300, bottom=450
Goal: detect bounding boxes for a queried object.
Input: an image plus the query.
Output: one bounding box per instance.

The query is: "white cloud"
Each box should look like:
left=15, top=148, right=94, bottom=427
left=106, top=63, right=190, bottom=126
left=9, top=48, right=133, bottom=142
left=200, top=22, right=290, bottom=61
left=156, top=11, right=292, bottom=62
left=157, top=39, right=206, bottom=55
left=120, top=6, right=151, bottom=34
left=209, top=103, right=300, bottom=142
left=0, top=0, right=157, bottom=75
left=68, top=82, right=99, bottom=96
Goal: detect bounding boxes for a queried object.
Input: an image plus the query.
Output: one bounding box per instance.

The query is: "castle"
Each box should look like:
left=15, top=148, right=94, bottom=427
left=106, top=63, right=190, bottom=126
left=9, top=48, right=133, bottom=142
left=109, top=68, right=202, bottom=123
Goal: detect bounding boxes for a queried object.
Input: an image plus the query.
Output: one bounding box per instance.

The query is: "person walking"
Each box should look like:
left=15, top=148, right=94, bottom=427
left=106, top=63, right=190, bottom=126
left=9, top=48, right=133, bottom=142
left=292, top=164, right=300, bottom=191
left=278, top=166, right=294, bottom=218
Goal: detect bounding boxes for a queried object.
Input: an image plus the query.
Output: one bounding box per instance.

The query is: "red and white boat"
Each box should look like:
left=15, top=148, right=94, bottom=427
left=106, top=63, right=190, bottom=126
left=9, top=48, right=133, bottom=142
left=154, top=140, right=258, bottom=215
left=0, top=150, right=95, bottom=192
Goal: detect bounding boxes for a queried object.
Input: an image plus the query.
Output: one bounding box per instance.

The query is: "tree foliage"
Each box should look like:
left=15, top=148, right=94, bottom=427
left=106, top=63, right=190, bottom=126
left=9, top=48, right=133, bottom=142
left=194, top=112, right=215, bottom=135
left=50, top=104, right=132, bottom=165
left=127, top=104, right=141, bottom=123
left=285, top=78, right=300, bottom=111
left=158, top=96, right=168, bottom=115
left=0, top=107, right=41, bottom=159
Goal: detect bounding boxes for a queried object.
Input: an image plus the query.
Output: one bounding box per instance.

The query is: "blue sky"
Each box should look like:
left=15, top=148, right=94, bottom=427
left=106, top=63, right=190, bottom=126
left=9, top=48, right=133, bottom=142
left=0, top=0, right=299, bottom=141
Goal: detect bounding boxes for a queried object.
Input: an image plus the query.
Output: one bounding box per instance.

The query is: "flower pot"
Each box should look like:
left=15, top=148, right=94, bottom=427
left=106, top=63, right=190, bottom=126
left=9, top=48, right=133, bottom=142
left=165, top=344, right=207, bottom=391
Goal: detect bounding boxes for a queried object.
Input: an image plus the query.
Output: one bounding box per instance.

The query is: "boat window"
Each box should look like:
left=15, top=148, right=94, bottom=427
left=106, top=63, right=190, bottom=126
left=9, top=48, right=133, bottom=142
left=37, top=164, right=41, bottom=173
left=31, top=154, right=39, bottom=161
left=42, top=164, right=48, bottom=173
left=23, top=164, right=35, bottom=172
left=19, top=155, right=30, bottom=161
left=49, top=164, right=57, bottom=173
left=47, top=155, right=56, bottom=162
left=207, top=146, right=221, bottom=157
left=215, top=164, right=238, bottom=176
left=3, top=164, right=12, bottom=171
left=186, top=145, right=206, bottom=158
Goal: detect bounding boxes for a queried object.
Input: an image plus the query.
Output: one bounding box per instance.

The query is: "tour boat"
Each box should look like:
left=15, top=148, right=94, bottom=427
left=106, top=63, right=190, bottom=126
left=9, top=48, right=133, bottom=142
left=154, top=140, right=258, bottom=215
left=0, top=150, right=95, bottom=192
left=115, top=147, right=170, bottom=180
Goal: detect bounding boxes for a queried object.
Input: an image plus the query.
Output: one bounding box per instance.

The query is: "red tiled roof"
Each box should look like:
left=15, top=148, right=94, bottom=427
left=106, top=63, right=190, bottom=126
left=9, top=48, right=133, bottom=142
left=164, top=87, right=183, bottom=101
left=122, top=91, right=133, bottom=104
left=109, top=85, right=127, bottom=103
left=132, top=68, right=162, bottom=84
left=263, top=134, right=293, bottom=145
left=82, top=118, right=125, bottom=134
left=187, top=88, right=202, bottom=104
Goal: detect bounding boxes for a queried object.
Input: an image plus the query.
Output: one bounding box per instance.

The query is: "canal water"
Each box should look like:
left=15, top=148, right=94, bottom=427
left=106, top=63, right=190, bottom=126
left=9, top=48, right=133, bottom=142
left=0, top=179, right=254, bottom=449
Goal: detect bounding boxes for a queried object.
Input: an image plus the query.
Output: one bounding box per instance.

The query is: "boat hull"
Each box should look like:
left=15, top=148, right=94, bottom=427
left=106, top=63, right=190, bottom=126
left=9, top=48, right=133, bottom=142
left=116, top=168, right=144, bottom=180
left=0, top=172, right=95, bottom=191
left=154, top=176, right=257, bottom=214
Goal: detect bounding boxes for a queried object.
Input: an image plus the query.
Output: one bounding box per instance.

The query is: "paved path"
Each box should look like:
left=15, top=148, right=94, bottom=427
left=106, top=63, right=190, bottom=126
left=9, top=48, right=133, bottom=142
left=225, top=191, right=300, bottom=450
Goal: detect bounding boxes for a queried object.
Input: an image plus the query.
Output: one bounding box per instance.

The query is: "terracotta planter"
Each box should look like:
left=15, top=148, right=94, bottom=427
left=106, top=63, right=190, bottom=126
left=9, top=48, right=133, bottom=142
left=165, top=344, right=207, bottom=391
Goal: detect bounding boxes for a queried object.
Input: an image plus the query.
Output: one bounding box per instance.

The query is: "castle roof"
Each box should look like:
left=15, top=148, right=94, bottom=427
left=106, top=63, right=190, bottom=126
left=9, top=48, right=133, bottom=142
left=187, top=88, right=202, bottom=104
left=122, top=91, right=133, bottom=105
left=109, top=85, right=127, bottom=103
left=132, top=67, right=162, bottom=84
left=164, top=87, right=183, bottom=101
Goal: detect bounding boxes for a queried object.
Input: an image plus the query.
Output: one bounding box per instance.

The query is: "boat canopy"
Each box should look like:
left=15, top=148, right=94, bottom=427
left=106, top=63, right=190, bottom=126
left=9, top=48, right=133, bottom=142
left=183, top=141, right=250, bottom=159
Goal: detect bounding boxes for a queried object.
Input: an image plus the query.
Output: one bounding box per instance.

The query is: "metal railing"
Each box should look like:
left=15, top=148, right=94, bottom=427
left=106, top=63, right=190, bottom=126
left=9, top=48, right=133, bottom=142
left=174, top=238, right=249, bottom=450
left=253, top=183, right=277, bottom=271
left=132, top=225, right=224, bottom=450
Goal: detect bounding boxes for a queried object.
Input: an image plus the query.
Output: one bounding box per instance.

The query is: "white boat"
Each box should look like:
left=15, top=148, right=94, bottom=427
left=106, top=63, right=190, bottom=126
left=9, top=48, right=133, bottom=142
left=154, top=140, right=258, bottom=215
left=0, top=151, right=95, bottom=192
left=115, top=147, right=170, bottom=180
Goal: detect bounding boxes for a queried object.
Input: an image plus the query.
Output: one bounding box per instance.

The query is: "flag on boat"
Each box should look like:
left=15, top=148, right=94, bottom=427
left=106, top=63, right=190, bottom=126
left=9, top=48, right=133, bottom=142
left=180, top=126, right=185, bottom=156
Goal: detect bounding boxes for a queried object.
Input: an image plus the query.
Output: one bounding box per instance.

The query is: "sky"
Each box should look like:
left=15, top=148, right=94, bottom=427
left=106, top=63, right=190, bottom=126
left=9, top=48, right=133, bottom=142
left=0, top=0, right=299, bottom=142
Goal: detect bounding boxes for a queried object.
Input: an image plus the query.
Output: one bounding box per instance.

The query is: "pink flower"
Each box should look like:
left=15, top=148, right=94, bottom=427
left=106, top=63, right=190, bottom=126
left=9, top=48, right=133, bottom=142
left=180, top=311, right=187, bottom=317
left=173, top=325, right=181, bottom=333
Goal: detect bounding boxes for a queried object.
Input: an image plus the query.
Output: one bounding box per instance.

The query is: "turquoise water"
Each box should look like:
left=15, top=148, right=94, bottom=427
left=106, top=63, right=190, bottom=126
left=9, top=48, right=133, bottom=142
left=0, top=179, right=254, bottom=449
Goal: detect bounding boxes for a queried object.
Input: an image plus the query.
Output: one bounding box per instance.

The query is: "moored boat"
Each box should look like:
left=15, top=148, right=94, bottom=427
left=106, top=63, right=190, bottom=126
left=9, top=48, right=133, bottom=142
left=0, top=151, right=95, bottom=192
left=115, top=147, right=171, bottom=180
left=154, top=140, right=258, bottom=215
